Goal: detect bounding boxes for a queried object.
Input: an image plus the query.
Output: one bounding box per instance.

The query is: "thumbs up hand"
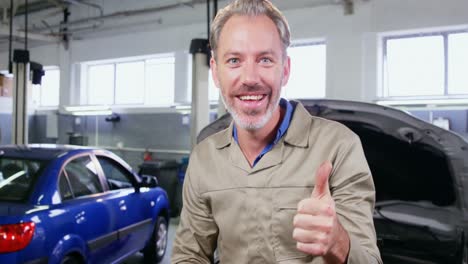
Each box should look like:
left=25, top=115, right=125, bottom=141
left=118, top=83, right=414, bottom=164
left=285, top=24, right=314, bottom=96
left=293, top=161, right=350, bottom=263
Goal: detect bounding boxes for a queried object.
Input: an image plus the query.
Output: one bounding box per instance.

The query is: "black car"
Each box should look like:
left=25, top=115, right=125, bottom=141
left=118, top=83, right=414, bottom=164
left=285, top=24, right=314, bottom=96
left=198, top=99, right=468, bottom=264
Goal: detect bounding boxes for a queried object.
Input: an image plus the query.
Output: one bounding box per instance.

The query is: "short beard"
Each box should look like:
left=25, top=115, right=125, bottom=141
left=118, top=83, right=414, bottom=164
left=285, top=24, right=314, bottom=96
left=220, top=90, right=281, bottom=131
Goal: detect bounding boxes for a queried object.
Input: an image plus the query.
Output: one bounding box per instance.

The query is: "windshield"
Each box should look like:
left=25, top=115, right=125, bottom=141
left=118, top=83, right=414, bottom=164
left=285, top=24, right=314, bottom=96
left=0, top=158, right=46, bottom=202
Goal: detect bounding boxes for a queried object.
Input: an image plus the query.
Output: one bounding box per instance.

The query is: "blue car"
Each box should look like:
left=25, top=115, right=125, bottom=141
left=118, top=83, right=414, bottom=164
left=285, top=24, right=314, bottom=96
left=0, top=145, right=170, bottom=264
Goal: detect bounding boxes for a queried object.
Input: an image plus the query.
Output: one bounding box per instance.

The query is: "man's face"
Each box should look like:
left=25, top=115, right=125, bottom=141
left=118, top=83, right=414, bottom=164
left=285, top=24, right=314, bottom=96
left=211, top=15, right=290, bottom=131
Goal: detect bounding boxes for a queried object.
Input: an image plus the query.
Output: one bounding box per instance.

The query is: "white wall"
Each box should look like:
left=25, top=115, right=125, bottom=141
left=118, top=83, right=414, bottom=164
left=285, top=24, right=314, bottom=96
left=0, top=0, right=467, bottom=112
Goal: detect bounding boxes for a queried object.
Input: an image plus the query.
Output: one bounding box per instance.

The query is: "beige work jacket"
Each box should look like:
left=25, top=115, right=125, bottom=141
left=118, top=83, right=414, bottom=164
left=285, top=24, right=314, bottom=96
left=172, top=102, right=382, bottom=264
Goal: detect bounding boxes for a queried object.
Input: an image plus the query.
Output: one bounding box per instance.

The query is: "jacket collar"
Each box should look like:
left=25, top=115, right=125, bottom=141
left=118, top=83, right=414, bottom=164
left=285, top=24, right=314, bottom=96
left=284, top=101, right=311, bottom=148
left=214, top=122, right=234, bottom=149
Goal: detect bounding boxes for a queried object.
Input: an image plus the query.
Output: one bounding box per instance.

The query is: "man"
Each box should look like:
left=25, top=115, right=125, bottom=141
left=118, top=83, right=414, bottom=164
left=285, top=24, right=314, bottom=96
left=172, top=0, right=382, bottom=263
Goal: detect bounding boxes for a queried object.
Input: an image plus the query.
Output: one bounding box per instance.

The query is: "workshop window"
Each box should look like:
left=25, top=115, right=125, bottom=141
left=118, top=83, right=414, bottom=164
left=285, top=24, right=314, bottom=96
left=86, top=54, right=175, bottom=106
left=115, top=61, right=145, bottom=105
left=282, top=42, right=326, bottom=99
left=448, top=32, right=468, bottom=95
left=382, top=30, right=468, bottom=98
left=145, top=57, right=175, bottom=105
left=88, top=64, right=114, bottom=105
left=32, top=67, right=60, bottom=107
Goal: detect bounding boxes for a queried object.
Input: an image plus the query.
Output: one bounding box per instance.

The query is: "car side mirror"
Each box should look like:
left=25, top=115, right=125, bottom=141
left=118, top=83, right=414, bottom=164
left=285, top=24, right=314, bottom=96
left=139, top=174, right=158, bottom=188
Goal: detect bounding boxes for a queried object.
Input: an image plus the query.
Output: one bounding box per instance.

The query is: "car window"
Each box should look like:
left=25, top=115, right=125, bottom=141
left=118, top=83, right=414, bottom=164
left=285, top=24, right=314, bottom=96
left=64, top=155, right=103, bottom=198
left=0, top=158, right=45, bottom=202
left=59, top=171, right=73, bottom=200
left=96, top=156, right=134, bottom=190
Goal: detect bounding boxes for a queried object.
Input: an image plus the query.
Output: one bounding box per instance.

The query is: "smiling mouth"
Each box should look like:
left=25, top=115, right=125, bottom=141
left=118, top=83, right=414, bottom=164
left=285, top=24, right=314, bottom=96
left=238, top=94, right=265, bottom=101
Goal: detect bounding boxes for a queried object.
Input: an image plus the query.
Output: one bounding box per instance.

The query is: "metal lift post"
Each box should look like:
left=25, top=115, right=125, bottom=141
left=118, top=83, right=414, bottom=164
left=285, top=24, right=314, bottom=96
left=12, top=50, right=31, bottom=145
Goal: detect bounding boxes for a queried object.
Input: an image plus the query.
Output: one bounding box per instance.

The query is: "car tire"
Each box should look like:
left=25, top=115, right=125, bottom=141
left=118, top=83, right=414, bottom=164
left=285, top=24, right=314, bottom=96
left=60, top=255, right=81, bottom=264
left=143, top=216, right=168, bottom=263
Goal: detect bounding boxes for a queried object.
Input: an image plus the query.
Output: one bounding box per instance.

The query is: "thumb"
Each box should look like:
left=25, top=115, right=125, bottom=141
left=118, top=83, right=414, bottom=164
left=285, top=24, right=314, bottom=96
left=312, top=161, right=333, bottom=198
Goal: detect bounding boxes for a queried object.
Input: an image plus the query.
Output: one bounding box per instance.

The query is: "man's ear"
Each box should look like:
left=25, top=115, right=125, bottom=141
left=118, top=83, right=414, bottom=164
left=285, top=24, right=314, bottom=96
left=210, top=53, right=221, bottom=88
left=281, top=55, right=291, bottom=87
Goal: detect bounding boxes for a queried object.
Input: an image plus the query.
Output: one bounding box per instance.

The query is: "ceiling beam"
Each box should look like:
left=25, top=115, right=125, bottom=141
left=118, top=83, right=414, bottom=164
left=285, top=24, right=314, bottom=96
left=0, top=24, right=59, bottom=42
left=15, top=0, right=66, bottom=16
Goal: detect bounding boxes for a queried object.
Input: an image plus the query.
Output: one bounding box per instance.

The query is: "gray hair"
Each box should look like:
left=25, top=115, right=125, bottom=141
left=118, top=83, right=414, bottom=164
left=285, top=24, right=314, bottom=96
left=209, top=0, right=291, bottom=61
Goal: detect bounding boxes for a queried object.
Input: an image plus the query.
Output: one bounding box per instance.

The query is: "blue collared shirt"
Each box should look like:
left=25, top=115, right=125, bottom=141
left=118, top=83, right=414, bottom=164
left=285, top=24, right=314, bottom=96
left=233, top=98, right=294, bottom=167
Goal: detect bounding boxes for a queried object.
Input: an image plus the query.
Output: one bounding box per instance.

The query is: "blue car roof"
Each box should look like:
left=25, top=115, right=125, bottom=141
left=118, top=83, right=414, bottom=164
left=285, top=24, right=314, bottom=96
left=0, top=144, right=97, bottom=161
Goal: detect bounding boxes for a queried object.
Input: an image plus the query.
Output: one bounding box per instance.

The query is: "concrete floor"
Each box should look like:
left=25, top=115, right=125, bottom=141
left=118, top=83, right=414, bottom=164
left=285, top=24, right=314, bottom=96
left=123, top=217, right=179, bottom=264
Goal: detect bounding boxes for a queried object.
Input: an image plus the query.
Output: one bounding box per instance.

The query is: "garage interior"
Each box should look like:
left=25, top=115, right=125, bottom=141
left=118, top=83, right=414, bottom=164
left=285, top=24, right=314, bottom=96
left=0, top=0, right=467, bottom=263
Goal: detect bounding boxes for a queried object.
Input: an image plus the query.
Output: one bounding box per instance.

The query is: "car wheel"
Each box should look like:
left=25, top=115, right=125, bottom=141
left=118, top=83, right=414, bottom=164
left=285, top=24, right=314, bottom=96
left=60, top=255, right=81, bottom=264
left=143, top=216, right=168, bottom=263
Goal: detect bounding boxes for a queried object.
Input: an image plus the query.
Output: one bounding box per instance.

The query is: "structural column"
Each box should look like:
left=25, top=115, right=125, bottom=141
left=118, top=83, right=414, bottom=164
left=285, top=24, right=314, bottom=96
left=189, top=39, right=210, bottom=148
left=11, top=50, right=30, bottom=145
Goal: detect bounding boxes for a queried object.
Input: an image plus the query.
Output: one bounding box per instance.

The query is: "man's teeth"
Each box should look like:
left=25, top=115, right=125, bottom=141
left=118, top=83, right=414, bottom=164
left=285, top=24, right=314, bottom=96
left=239, top=95, right=264, bottom=101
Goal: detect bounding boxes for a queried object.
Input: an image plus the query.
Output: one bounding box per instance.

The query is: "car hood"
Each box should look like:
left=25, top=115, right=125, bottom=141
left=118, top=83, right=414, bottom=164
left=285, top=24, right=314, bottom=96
left=198, top=99, right=468, bottom=217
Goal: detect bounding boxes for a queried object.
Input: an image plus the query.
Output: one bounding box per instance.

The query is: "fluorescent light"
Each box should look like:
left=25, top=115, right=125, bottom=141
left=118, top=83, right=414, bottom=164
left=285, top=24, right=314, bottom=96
left=64, top=105, right=110, bottom=112
left=71, top=110, right=113, bottom=116
left=376, top=98, right=468, bottom=106
left=62, top=105, right=113, bottom=116
left=174, top=105, right=191, bottom=110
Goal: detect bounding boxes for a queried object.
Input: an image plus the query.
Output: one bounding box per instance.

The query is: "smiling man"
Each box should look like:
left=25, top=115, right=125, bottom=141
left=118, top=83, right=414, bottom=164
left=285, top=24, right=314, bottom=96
left=171, top=0, right=382, bottom=263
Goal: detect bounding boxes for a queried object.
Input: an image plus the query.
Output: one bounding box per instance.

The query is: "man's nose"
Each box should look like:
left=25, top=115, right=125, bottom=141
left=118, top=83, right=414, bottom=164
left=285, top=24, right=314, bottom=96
left=241, top=61, right=260, bottom=87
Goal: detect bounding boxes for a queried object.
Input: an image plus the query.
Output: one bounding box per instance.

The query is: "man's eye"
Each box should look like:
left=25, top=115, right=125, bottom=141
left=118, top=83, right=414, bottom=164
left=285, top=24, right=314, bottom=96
left=227, top=58, right=239, bottom=64
left=260, top=58, right=273, bottom=63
